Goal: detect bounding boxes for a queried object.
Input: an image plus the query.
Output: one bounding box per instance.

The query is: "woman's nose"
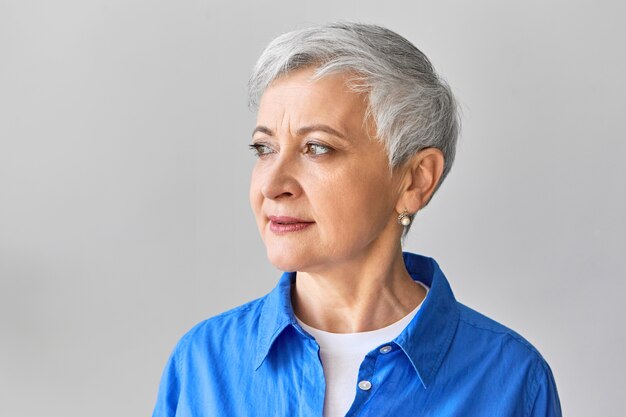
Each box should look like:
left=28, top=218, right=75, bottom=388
left=260, top=154, right=302, bottom=201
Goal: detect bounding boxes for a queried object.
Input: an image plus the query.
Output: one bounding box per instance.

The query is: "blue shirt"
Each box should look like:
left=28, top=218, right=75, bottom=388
left=152, top=252, right=561, bottom=416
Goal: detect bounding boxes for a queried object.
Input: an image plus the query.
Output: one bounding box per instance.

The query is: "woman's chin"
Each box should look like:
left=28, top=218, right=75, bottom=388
left=265, top=247, right=310, bottom=272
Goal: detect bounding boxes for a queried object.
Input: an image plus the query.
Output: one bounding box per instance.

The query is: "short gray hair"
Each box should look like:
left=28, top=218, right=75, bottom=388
left=248, top=22, right=460, bottom=232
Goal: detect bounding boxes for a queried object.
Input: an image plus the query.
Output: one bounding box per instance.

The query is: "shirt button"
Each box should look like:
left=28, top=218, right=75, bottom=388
left=358, top=380, right=372, bottom=391
left=379, top=345, right=392, bottom=354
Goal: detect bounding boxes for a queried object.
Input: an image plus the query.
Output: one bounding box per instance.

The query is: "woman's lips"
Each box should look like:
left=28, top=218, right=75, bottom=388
left=268, top=216, right=315, bottom=234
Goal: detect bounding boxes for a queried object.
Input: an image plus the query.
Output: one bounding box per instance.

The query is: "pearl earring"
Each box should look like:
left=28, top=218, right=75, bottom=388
left=397, top=209, right=411, bottom=226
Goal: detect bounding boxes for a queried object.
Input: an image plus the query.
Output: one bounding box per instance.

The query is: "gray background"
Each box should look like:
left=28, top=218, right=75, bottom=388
left=1, top=0, right=624, bottom=416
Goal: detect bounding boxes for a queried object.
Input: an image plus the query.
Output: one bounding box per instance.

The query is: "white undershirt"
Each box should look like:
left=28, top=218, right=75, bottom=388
left=295, top=281, right=429, bottom=417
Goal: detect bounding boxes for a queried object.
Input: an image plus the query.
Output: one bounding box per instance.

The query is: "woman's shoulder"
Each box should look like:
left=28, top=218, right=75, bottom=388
left=449, top=303, right=560, bottom=414
left=453, top=302, right=554, bottom=381
left=171, top=295, right=268, bottom=357
left=456, top=303, right=542, bottom=356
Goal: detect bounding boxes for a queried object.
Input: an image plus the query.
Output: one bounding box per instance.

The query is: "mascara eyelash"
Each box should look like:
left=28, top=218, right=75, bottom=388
left=249, top=143, right=273, bottom=157
left=248, top=144, right=260, bottom=155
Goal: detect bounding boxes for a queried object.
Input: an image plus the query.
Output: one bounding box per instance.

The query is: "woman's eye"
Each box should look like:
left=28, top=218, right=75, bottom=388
left=248, top=143, right=274, bottom=157
left=305, top=143, right=331, bottom=156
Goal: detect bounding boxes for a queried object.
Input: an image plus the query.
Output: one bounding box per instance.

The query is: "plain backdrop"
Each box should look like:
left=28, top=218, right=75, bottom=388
left=1, top=1, right=625, bottom=416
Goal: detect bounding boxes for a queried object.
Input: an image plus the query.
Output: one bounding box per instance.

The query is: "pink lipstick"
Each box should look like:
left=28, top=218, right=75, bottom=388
left=268, top=216, right=314, bottom=234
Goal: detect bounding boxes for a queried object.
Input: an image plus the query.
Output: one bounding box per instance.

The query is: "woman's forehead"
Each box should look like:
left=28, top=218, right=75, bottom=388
left=256, top=68, right=370, bottom=136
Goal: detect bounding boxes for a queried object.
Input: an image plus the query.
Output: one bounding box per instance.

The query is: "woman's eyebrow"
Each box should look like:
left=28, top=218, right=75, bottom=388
left=296, top=124, right=347, bottom=140
left=252, top=126, right=274, bottom=137
left=252, top=124, right=347, bottom=140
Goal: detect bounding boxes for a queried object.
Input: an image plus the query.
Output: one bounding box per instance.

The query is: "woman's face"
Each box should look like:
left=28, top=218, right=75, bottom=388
left=249, top=67, right=403, bottom=273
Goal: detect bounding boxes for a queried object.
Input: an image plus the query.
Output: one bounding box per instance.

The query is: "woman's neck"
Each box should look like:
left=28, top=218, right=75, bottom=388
left=291, top=246, right=426, bottom=333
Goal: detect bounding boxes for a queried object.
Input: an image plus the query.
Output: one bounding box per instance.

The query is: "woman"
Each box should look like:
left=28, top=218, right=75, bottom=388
left=153, top=22, right=561, bottom=416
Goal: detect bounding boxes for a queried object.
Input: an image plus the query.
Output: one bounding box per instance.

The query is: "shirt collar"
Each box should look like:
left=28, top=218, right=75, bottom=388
left=254, top=252, right=460, bottom=388
left=254, top=270, right=298, bottom=370
left=393, top=252, right=460, bottom=388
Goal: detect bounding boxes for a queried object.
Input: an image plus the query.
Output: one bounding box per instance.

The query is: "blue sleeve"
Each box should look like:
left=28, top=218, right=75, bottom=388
left=528, top=361, right=562, bottom=417
left=152, top=348, right=181, bottom=417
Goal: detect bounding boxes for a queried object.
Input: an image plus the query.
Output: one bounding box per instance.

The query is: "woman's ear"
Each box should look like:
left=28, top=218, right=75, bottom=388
left=396, top=148, right=445, bottom=214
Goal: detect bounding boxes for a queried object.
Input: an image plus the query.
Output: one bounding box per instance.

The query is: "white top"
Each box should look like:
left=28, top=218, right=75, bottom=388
left=295, top=281, right=429, bottom=417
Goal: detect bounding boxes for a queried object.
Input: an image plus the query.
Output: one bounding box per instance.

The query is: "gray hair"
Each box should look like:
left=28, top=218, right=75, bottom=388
left=248, top=22, right=460, bottom=235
